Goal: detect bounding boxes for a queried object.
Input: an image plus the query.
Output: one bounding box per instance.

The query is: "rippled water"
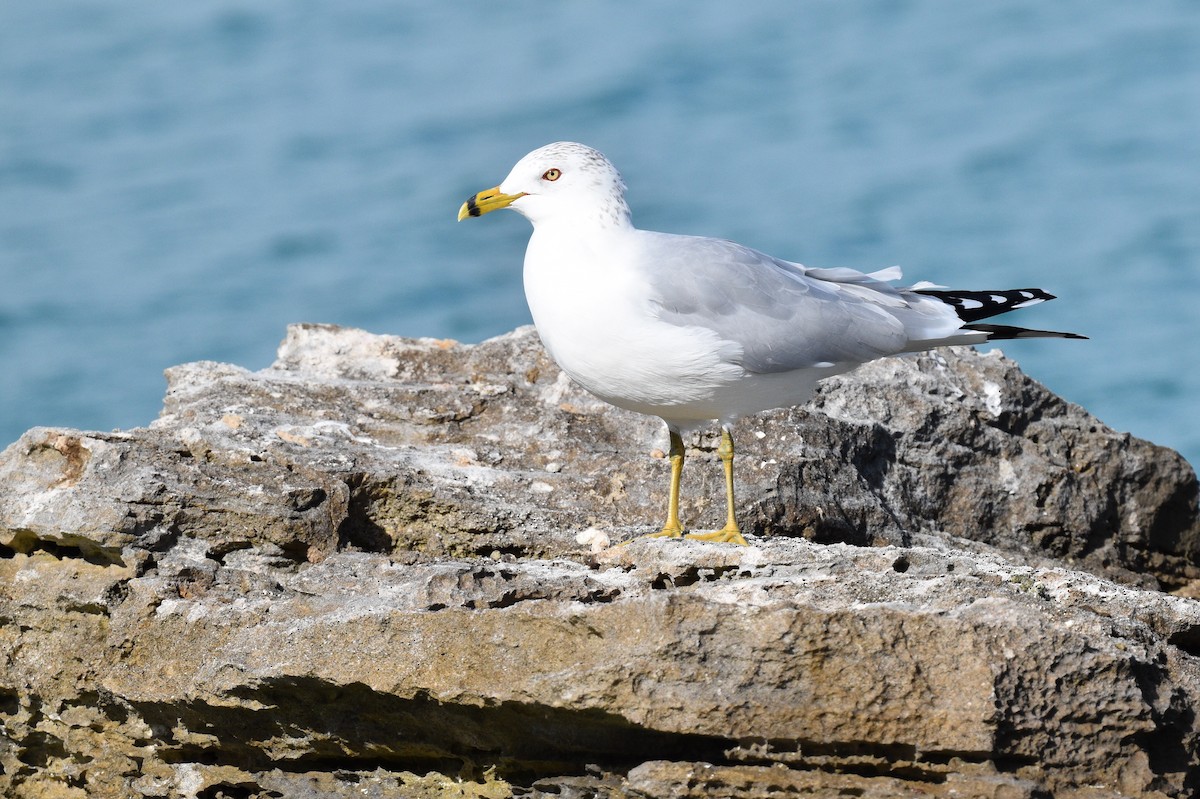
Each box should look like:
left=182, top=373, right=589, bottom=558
left=2, top=2, right=1197, bottom=465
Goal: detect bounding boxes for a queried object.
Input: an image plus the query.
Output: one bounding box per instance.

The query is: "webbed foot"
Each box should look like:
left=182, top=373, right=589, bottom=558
left=644, top=522, right=684, bottom=539
left=686, top=525, right=748, bottom=546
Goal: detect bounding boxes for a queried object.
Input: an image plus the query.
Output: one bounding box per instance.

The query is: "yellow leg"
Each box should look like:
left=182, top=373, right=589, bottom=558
left=687, top=427, right=748, bottom=546
left=645, top=429, right=685, bottom=538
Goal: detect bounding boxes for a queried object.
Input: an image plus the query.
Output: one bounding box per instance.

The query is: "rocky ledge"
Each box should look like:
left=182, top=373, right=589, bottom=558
left=1, top=323, right=1198, bottom=799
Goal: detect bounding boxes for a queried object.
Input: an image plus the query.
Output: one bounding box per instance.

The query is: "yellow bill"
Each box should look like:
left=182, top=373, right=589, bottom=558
left=457, top=186, right=526, bottom=221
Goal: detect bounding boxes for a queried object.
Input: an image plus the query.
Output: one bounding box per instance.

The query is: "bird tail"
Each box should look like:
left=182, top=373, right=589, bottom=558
left=915, top=287, right=1087, bottom=340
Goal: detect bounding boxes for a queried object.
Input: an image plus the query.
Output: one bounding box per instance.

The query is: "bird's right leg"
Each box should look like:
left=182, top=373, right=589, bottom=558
left=646, top=428, right=685, bottom=538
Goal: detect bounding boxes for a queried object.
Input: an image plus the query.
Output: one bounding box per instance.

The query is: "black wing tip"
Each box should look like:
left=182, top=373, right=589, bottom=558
left=967, top=323, right=1088, bottom=341
left=916, top=287, right=1062, bottom=322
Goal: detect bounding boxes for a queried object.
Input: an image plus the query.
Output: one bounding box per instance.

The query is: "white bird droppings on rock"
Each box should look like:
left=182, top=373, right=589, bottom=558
left=575, top=527, right=611, bottom=552
left=983, top=380, right=1003, bottom=417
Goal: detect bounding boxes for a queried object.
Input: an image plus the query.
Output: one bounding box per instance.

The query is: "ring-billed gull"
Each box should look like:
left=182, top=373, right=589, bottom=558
left=458, top=142, right=1084, bottom=545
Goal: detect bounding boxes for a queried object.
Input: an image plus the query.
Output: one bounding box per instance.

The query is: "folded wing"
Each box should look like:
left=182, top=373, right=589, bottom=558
left=638, top=232, right=980, bottom=373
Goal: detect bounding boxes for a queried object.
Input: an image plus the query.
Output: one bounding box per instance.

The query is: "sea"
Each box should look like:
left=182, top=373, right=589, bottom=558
left=2, top=1, right=1198, bottom=466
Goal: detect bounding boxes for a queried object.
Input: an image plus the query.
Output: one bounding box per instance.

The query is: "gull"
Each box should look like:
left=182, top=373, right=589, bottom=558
left=458, top=142, right=1084, bottom=545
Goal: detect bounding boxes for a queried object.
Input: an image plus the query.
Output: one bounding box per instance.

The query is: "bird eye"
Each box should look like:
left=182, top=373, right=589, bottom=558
left=542, top=168, right=561, bottom=182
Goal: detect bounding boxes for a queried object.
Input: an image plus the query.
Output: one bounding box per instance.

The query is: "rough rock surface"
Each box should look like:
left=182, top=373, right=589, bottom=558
left=1, top=323, right=1199, bottom=798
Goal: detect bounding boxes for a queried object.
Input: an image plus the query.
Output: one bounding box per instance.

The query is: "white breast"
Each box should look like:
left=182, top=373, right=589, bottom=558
left=522, top=226, right=791, bottom=424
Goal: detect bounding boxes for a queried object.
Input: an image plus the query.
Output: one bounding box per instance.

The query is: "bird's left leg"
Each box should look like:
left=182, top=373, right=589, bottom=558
left=687, top=426, right=748, bottom=545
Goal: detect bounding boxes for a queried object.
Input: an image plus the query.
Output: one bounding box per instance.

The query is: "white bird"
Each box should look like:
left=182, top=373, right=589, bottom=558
left=458, top=142, right=1084, bottom=545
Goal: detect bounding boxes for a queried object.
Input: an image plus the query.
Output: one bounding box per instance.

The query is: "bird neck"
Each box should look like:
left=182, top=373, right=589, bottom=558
left=527, top=196, right=634, bottom=234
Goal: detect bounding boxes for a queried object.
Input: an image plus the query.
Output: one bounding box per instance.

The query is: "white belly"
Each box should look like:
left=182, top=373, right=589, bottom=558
left=523, top=230, right=838, bottom=426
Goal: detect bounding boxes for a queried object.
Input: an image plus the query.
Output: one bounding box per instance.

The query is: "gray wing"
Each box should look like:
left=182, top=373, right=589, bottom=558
left=635, top=231, right=925, bottom=373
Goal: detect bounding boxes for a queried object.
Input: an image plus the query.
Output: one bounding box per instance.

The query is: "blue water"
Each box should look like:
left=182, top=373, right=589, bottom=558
left=2, top=2, right=1198, bottom=466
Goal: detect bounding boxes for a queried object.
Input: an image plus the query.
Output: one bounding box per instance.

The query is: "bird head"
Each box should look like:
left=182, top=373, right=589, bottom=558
left=458, top=142, right=632, bottom=230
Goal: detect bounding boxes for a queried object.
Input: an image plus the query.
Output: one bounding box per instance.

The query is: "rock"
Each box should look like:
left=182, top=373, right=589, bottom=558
left=4, top=324, right=1197, bottom=587
left=1, top=323, right=1198, bottom=798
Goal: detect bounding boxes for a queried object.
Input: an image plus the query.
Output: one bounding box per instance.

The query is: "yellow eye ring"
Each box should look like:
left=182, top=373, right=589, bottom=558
left=542, top=168, right=562, bottom=181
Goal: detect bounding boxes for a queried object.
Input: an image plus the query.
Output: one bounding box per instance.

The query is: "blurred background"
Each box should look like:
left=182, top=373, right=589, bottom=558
left=1, top=1, right=1197, bottom=464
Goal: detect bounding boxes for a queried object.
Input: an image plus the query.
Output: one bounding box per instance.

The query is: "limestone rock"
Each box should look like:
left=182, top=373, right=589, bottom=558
left=1, top=323, right=1198, bottom=798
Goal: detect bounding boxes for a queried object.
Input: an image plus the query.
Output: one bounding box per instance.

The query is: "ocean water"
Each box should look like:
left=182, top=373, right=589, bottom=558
left=2, top=2, right=1198, bottom=466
